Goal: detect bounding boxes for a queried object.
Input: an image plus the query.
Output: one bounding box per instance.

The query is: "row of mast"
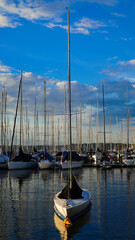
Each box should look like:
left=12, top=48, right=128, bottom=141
left=0, top=84, right=132, bottom=153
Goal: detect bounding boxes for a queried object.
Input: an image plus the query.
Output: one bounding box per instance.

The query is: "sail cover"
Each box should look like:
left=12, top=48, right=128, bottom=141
left=35, top=151, right=54, bottom=161
left=11, top=147, right=34, bottom=162
left=58, top=176, right=83, bottom=199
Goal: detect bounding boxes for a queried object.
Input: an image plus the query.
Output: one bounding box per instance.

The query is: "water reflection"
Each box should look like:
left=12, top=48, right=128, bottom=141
left=8, top=169, right=33, bottom=180
left=0, top=168, right=135, bottom=239
left=0, top=169, right=8, bottom=178
left=8, top=169, right=34, bottom=189
left=54, top=210, right=91, bottom=240
left=39, top=169, right=54, bottom=181
left=60, top=168, right=82, bottom=181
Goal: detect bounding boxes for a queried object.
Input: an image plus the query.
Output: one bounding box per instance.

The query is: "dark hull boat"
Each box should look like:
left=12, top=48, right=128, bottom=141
left=8, top=147, right=36, bottom=170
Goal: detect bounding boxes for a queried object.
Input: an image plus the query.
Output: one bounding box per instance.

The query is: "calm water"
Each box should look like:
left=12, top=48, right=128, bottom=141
left=0, top=167, right=135, bottom=240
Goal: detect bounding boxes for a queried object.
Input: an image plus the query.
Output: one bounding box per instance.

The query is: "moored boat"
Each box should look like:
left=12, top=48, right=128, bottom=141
left=122, top=155, right=135, bottom=166
left=8, top=147, right=36, bottom=170
left=54, top=176, right=91, bottom=221
left=56, top=151, right=83, bottom=170
left=37, top=159, right=53, bottom=169
left=54, top=10, right=91, bottom=226
left=34, top=151, right=54, bottom=169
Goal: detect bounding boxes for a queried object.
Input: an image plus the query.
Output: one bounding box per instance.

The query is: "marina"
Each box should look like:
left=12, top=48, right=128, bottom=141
left=0, top=0, right=135, bottom=239
left=0, top=167, right=135, bottom=240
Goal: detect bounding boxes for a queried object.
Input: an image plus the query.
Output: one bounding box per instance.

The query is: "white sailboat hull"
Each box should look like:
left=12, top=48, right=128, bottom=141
left=61, top=161, right=83, bottom=170
left=8, top=161, right=36, bottom=170
left=37, top=160, right=53, bottom=169
left=123, top=159, right=135, bottom=165
left=54, top=189, right=91, bottom=220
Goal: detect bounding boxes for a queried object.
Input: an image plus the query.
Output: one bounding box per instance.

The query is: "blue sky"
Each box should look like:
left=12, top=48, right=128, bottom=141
left=0, top=0, right=135, bottom=144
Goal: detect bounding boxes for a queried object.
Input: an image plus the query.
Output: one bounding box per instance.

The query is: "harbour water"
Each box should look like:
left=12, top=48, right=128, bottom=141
left=0, top=167, right=135, bottom=240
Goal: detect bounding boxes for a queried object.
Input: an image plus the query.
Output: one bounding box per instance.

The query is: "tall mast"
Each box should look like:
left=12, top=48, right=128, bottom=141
left=116, top=116, right=118, bottom=151
left=44, top=81, right=46, bottom=158
left=127, top=86, right=129, bottom=150
left=76, top=107, right=79, bottom=152
left=64, top=84, right=67, bottom=149
left=90, top=105, right=93, bottom=151
left=26, top=106, right=28, bottom=152
left=80, top=102, right=82, bottom=153
left=96, top=92, right=99, bottom=152
left=89, top=116, right=90, bottom=151
left=37, top=110, right=39, bottom=147
left=5, top=91, right=7, bottom=153
left=130, top=117, right=133, bottom=148
left=20, top=70, right=23, bottom=148
left=26, top=106, right=29, bottom=152
left=11, top=71, right=22, bottom=154
left=7, top=117, right=9, bottom=152
left=3, top=86, right=6, bottom=152
left=34, top=97, right=37, bottom=149
left=110, top=116, right=112, bottom=151
left=102, top=85, right=106, bottom=151
left=1, top=91, right=3, bottom=152
left=67, top=10, right=72, bottom=189
left=51, top=106, right=54, bottom=153
left=58, top=118, right=59, bottom=152
left=47, top=113, right=49, bottom=151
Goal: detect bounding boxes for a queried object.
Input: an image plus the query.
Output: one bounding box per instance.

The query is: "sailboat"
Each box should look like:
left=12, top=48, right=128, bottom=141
left=54, top=10, right=91, bottom=226
left=8, top=71, right=36, bottom=170
left=55, top=150, right=83, bottom=170
left=37, top=150, right=54, bottom=169
left=37, top=81, right=54, bottom=169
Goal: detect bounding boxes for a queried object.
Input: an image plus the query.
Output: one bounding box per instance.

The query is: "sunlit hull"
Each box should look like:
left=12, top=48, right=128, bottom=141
left=37, top=160, right=53, bottom=169
left=122, top=159, right=134, bottom=165
left=61, top=161, right=83, bottom=170
left=54, top=189, right=91, bottom=220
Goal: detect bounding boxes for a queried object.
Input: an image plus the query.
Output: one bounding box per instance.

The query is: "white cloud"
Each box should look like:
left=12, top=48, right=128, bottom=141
left=56, top=81, right=66, bottom=89
left=129, top=60, right=135, bottom=65
left=100, top=68, right=117, bottom=77
left=121, top=37, right=132, bottom=41
left=0, top=0, right=64, bottom=21
left=71, top=27, right=90, bottom=35
left=108, top=72, right=117, bottom=77
left=111, top=12, right=125, bottom=18
left=23, top=72, right=33, bottom=78
left=0, top=72, right=19, bottom=87
left=0, top=62, right=12, bottom=72
left=0, top=61, right=100, bottom=120
left=84, top=0, right=118, bottom=6
left=0, top=14, right=20, bottom=28
left=118, top=59, right=135, bottom=66
left=97, top=30, right=108, bottom=33
left=45, top=22, right=67, bottom=30
left=107, top=56, right=118, bottom=61
left=74, top=17, right=107, bottom=29
left=0, top=0, right=117, bottom=30
left=45, top=21, right=90, bottom=35
left=117, top=61, right=125, bottom=66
